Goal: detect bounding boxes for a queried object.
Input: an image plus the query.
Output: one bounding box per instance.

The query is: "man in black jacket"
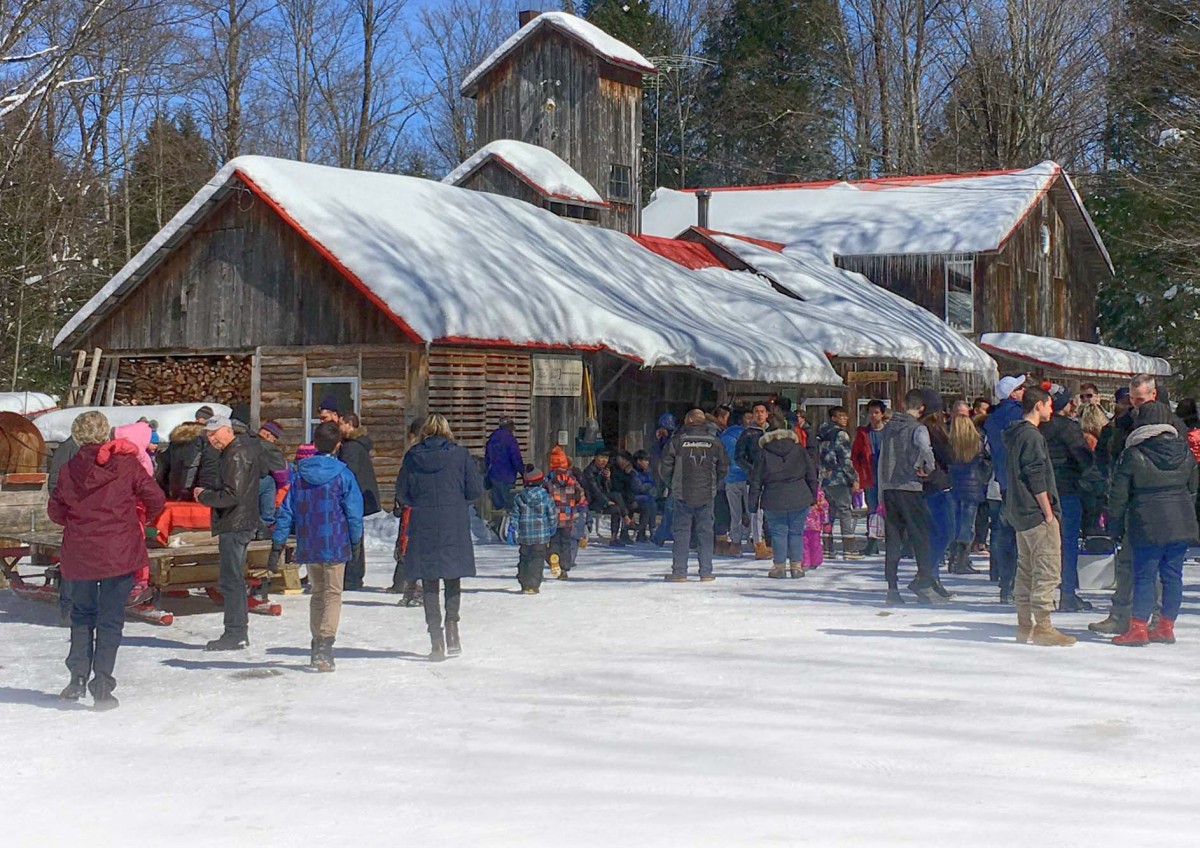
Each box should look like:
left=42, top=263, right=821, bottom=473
left=581, top=453, right=631, bottom=547
left=195, top=416, right=261, bottom=651
left=1003, top=386, right=1074, bottom=647
left=1040, top=386, right=1097, bottom=612
left=661, top=409, right=730, bottom=581
left=338, top=412, right=381, bottom=588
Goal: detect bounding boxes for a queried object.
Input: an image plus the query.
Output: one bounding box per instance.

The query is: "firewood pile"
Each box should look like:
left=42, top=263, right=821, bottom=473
left=116, top=356, right=251, bottom=406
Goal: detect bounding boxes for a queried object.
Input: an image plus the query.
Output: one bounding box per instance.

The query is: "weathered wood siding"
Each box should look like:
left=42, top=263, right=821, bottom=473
left=427, top=347, right=532, bottom=457
left=80, top=185, right=411, bottom=353
left=472, top=28, right=643, bottom=233
left=257, top=345, right=425, bottom=504
left=835, top=182, right=1101, bottom=342
left=457, top=162, right=546, bottom=209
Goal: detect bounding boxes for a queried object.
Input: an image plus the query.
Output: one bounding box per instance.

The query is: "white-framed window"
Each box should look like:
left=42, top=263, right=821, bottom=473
left=305, top=377, right=359, bottom=441
left=945, top=258, right=975, bottom=333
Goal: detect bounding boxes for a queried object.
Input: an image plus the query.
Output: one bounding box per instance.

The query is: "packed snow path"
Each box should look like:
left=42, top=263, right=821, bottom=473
left=3, top=545, right=1199, bottom=846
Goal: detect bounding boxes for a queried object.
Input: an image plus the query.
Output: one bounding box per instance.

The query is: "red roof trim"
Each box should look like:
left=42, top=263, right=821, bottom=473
left=992, top=164, right=1061, bottom=253
left=234, top=169, right=424, bottom=345
left=979, top=342, right=1144, bottom=378
left=678, top=166, right=1027, bottom=193
left=693, top=227, right=787, bottom=253
left=630, top=234, right=726, bottom=269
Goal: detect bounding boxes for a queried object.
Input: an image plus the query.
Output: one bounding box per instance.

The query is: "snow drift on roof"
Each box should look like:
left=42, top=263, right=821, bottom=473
left=443, top=140, right=605, bottom=205
left=35, top=403, right=232, bottom=444
left=461, top=12, right=655, bottom=95
left=979, top=333, right=1170, bottom=378
left=710, top=236, right=998, bottom=379
left=58, top=156, right=841, bottom=386
left=0, top=392, right=58, bottom=416
left=645, top=163, right=1066, bottom=261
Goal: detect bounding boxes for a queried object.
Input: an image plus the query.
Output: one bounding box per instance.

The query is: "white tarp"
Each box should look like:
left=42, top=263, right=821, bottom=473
left=34, top=403, right=232, bottom=444
left=979, top=332, right=1170, bottom=378
left=0, top=392, right=58, bottom=416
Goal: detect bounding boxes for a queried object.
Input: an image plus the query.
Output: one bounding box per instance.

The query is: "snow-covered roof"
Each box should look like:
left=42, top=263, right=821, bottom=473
left=979, top=333, right=1170, bottom=378
left=56, top=156, right=843, bottom=386
left=35, top=403, right=232, bottom=444
left=644, top=163, right=1111, bottom=269
left=708, top=236, right=998, bottom=379
left=0, top=391, right=58, bottom=417
left=443, top=140, right=605, bottom=206
left=461, top=12, right=655, bottom=96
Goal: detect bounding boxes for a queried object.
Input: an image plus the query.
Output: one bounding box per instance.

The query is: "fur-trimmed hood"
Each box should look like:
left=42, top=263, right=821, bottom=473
left=759, top=428, right=799, bottom=448
left=168, top=421, right=205, bottom=444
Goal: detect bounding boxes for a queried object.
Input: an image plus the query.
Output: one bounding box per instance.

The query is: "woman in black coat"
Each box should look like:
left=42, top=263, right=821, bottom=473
left=748, top=414, right=818, bottom=579
left=396, top=414, right=484, bottom=660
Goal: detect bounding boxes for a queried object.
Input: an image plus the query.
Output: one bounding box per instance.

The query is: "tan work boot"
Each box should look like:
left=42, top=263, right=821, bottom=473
left=754, top=542, right=773, bottom=560
left=1016, top=606, right=1033, bottom=644
left=766, top=563, right=787, bottom=579
left=1031, top=612, right=1076, bottom=647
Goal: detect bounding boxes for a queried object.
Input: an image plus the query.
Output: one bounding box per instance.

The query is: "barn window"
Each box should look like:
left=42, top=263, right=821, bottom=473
left=608, top=164, right=632, bottom=201
left=945, top=258, right=975, bottom=333
left=305, top=377, right=359, bottom=441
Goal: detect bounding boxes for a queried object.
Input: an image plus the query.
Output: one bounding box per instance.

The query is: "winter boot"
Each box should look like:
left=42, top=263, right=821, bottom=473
left=1148, top=613, right=1161, bottom=633
left=1088, top=612, right=1129, bottom=634
left=930, top=578, right=955, bottom=599
left=1058, top=592, right=1093, bottom=612
left=398, top=581, right=424, bottom=607
left=548, top=553, right=562, bottom=578
left=429, top=629, right=447, bottom=662
left=205, top=630, right=249, bottom=651
left=950, top=543, right=981, bottom=575
left=1149, top=616, right=1176, bottom=644
left=309, top=638, right=319, bottom=668
left=843, top=537, right=864, bottom=560
left=446, top=621, right=462, bottom=657
left=664, top=574, right=688, bottom=583
left=999, top=587, right=1013, bottom=605
left=754, top=542, right=773, bottom=561
left=1016, top=606, right=1033, bottom=644
left=1112, top=618, right=1150, bottom=647
left=885, top=588, right=905, bottom=606
left=767, top=563, right=787, bottom=579
left=1031, top=612, right=1076, bottom=647
left=59, top=675, right=88, bottom=701
left=315, top=638, right=336, bottom=672
left=789, top=561, right=804, bottom=579
left=91, top=681, right=119, bottom=711
left=863, top=538, right=879, bottom=557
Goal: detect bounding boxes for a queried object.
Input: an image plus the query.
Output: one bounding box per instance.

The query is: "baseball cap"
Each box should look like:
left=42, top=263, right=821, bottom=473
left=995, top=375, right=1027, bottom=400
left=204, top=415, right=232, bottom=432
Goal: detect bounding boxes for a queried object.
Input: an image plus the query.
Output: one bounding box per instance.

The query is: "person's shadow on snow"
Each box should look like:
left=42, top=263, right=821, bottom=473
left=0, top=685, right=90, bottom=711
left=821, top=620, right=1023, bottom=643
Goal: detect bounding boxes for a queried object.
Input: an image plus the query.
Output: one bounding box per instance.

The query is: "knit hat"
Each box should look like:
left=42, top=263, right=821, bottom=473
left=259, top=420, right=283, bottom=439
left=318, top=395, right=339, bottom=413
left=995, top=375, right=1026, bottom=400
left=294, top=443, right=317, bottom=461
left=657, top=412, right=677, bottom=432
left=523, top=464, right=545, bottom=485
left=1115, top=387, right=1130, bottom=403
left=1050, top=385, right=1072, bottom=413
left=919, top=388, right=944, bottom=415
left=1135, top=401, right=1174, bottom=427
left=195, top=405, right=215, bottom=422
left=548, top=445, right=570, bottom=470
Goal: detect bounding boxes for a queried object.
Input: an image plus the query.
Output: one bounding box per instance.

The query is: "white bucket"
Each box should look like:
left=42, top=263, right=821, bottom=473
left=1077, top=552, right=1117, bottom=592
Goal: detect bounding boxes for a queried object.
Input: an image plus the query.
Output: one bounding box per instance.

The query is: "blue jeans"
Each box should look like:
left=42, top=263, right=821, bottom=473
left=924, top=489, right=953, bottom=573
left=66, top=573, right=134, bottom=690
left=763, top=508, right=810, bottom=566
left=671, top=500, right=713, bottom=576
left=653, top=497, right=675, bottom=544
left=949, top=494, right=979, bottom=544
left=1058, top=494, right=1082, bottom=595
left=258, top=476, right=276, bottom=525
left=1132, top=542, right=1186, bottom=621
left=992, top=506, right=1017, bottom=592
left=865, top=485, right=879, bottom=515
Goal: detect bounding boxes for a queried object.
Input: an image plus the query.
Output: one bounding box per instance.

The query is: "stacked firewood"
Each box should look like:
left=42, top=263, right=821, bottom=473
left=117, top=356, right=251, bottom=406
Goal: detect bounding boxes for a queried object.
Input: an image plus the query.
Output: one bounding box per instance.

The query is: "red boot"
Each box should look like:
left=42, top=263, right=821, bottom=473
left=1148, top=616, right=1176, bottom=644
left=1112, top=618, right=1149, bottom=647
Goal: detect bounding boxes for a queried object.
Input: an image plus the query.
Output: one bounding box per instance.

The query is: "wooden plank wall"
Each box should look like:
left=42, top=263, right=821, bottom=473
left=427, top=348, right=532, bottom=457
left=257, top=345, right=422, bottom=503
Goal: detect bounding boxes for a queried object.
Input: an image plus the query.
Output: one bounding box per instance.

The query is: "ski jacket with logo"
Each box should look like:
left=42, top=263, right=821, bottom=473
left=660, top=424, right=730, bottom=506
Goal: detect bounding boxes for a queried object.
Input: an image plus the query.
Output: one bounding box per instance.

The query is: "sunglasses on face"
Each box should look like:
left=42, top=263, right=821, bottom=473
left=1080, top=393, right=1094, bottom=399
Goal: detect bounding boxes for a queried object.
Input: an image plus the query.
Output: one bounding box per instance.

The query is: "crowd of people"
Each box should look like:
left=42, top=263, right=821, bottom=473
left=42, top=371, right=1199, bottom=708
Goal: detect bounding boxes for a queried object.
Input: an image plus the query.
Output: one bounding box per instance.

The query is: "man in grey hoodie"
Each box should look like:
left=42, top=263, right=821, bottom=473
left=877, top=389, right=943, bottom=605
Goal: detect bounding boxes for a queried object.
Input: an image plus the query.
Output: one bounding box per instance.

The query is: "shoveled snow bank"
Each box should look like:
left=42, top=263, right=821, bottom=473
left=980, top=332, right=1170, bottom=377
left=710, top=236, right=998, bottom=378
left=645, top=163, right=1073, bottom=261
left=461, top=11, right=655, bottom=95
left=0, top=392, right=58, bottom=416
left=58, top=157, right=841, bottom=386
left=34, top=403, right=231, bottom=443
left=443, top=140, right=605, bottom=205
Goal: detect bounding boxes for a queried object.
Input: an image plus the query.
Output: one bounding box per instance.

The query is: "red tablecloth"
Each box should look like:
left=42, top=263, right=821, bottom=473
left=153, top=500, right=212, bottom=540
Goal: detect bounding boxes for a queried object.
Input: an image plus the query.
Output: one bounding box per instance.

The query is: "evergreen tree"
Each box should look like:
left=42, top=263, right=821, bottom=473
left=1093, top=0, right=1200, bottom=392
left=583, top=0, right=671, bottom=57
left=693, top=0, right=845, bottom=185
left=123, top=112, right=216, bottom=253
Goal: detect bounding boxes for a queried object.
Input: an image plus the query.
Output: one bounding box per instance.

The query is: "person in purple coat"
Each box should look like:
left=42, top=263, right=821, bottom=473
left=484, top=416, right=524, bottom=536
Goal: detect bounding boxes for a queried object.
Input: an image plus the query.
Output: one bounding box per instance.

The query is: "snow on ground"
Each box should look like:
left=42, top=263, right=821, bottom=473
left=4, top=543, right=1200, bottom=847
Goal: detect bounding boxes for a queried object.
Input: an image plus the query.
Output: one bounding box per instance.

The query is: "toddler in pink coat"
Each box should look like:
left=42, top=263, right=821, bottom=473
left=803, top=486, right=829, bottom=569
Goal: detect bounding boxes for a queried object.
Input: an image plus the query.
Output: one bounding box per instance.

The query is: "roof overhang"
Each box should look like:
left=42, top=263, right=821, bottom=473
left=980, top=332, right=1169, bottom=378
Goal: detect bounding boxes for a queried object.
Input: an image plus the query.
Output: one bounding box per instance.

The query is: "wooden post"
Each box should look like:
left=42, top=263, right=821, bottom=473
left=249, top=347, right=262, bottom=430
left=103, top=356, right=120, bottom=406
left=81, top=348, right=103, bottom=406
left=66, top=350, right=88, bottom=406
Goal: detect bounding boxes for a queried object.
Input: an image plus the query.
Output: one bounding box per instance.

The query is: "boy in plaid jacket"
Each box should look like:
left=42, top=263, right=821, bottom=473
left=511, top=465, right=558, bottom=594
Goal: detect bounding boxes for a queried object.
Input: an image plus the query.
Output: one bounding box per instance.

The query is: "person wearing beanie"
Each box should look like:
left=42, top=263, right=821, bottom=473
left=510, top=465, right=557, bottom=594
left=983, top=374, right=1028, bottom=604
left=1038, top=384, right=1097, bottom=613
left=1107, top=401, right=1199, bottom=646
left=318, top=396, right=341, bottom=424
left=545, top=447, right=587, bottom=578
left=253, top=420, right=289, bottom=537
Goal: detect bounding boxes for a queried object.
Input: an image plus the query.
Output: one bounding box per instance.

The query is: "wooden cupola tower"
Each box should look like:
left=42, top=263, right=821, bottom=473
left=460, top=11, right=655, bottom=234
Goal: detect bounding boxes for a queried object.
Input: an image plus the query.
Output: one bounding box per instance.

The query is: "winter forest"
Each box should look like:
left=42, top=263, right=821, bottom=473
left=2, top=0, right=1198, bottom=392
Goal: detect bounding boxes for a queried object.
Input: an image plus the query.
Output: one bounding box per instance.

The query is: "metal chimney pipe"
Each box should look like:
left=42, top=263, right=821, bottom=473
left=696, top=190, right=711, bottom=229
left=518, top=10, right=541, bottom=27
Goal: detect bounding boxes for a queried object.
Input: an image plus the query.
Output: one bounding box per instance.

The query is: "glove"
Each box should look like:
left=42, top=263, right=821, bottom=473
left=265, top=546, right=282, bottom=573
left=392, top=499, right=403, bottom=518
left=351, top=541, right=363, bottom=564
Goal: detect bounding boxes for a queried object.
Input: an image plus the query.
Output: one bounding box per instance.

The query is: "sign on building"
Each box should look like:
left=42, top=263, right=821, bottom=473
left=532, top=355, right=583, bottom=396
